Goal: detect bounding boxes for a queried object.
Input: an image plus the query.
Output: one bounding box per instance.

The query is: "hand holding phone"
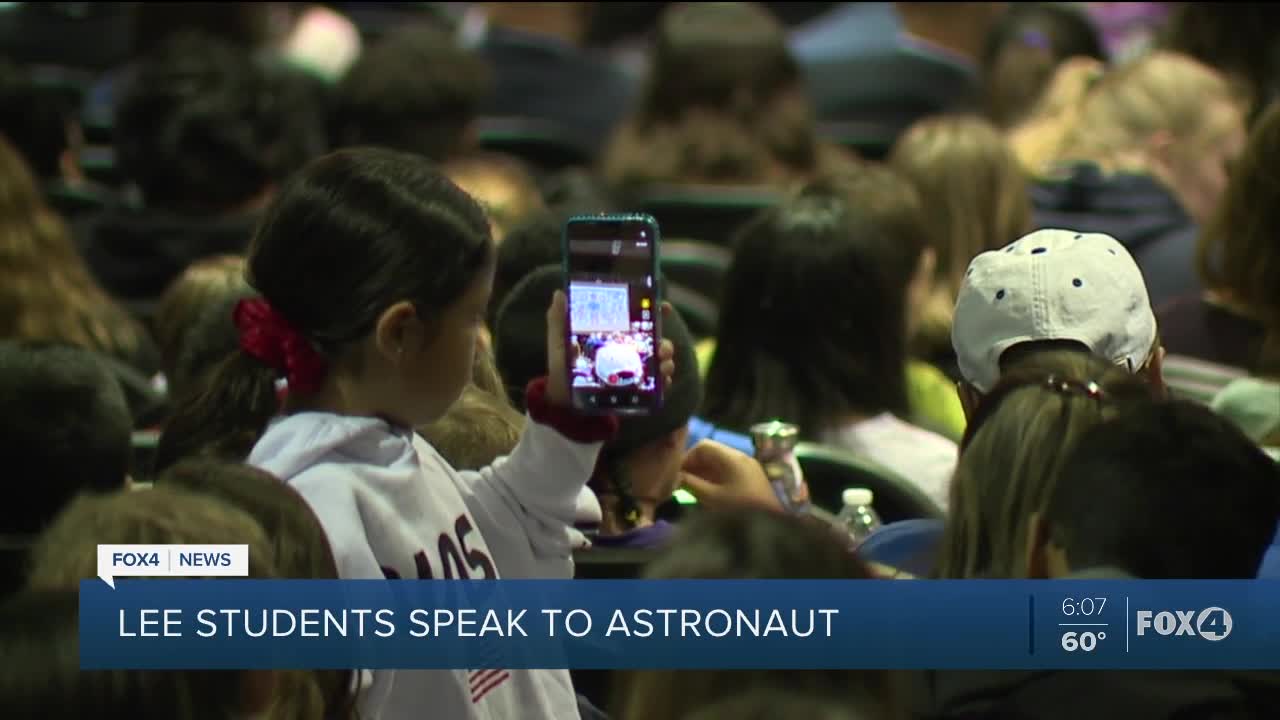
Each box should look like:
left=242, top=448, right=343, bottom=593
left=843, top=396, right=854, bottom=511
left=563, top=214, right=664, bottom=415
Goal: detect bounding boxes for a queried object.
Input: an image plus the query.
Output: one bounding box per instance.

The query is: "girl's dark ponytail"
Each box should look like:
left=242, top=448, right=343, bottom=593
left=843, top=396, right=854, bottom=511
left=158, top=298, right=329, bottom=471
left=155, top=350, right=283, bottom=472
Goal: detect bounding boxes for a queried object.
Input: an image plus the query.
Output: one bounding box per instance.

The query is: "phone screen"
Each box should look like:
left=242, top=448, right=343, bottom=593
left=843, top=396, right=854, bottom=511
left=564, top=215, right=662, bottom=414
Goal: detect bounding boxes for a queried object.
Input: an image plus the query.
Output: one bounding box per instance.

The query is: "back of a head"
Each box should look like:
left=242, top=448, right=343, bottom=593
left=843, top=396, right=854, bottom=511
left=21, top=486, right=280, bottom=720
left=981, top=3, right=1107, bottom=128
left=1054, top=51, right=1236, bottom=166
left=540, top=168, right=619, bottom=224
left=0, top=61, right=74, bottom=180
left=115, top=32, right=280, bottom=212
left=703, top=187, right=907, bottom=436
left=0, top=341, right=131, bottom=535
left=444, top=152, right=546, bottom=242
left=160, top=147, right=493, bottom=467
left=645, top=2, right=797, bottom=120
left=157, top=459, right=351, bottom=719
left=130, top=2, right=273, bottom=56
left=158, top=459, right=336, bottom=580
left=890, top=115, right=1032, bottom=296
left=0, top=588, right=231, bottom=720
left=0, top=135, right=149, bottom=366
left=607, top=2, right=815, bottom=187
left=1047, top=399, right=1280, bottom=579
left=646, top=508, right=871, bottom=581
left=490, top=212, right=562, bottom=326
left=1198, top=100, right=1280, bottom=337
left=155, top=255, right=250, bottom=388
left=334, top=24, right=490, bottom=162
left=938, top=349, right=1154, bottom=579
left=818, top=166, right=929, bottom=295
left=419, top=384, right=525, bottom=471
left=619, top=510, right=895, bottom=720
left=27, top=485, right=275, bottom=586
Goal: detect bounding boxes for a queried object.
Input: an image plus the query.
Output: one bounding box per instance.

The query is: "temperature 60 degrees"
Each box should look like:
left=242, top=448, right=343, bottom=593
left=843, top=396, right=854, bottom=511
left=1061, top=630, right=1106, bottom=652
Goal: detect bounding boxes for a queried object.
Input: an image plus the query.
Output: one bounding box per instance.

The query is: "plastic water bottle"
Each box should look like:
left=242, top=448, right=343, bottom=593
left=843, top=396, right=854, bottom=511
left=837, top=488, right=881, bottom=545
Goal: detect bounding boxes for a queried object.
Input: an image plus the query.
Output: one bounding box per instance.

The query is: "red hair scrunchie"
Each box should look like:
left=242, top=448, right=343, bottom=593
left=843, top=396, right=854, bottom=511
left=233, top=298, right=328, bottom=395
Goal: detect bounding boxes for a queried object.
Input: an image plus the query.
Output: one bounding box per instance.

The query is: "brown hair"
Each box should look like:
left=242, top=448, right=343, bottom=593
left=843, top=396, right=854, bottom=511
left=27, top=486, right=276, bottom=585
left=158, top=459, right=354, bottom=720
left=24, top=486, right=285, bottom=719
left=937, top=350, right=1153, bottom=579
left=602, top=2, right=851, bottom=189
left=155, top=255, right=249, bottom=383
left=981, top=3, right=1107, bottom=129
left=1197, top=101, right=1280, bottom=343
left=0, top=137, right=149, bottom=362
left=891, top=115, right=1033, bottom=356
left=616, top=509, right=901, bottom=720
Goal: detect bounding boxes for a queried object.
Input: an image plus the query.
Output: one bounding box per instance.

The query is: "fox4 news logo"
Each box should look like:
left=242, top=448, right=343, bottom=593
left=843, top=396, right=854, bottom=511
left=1135, top=607, right=1233, bottom=641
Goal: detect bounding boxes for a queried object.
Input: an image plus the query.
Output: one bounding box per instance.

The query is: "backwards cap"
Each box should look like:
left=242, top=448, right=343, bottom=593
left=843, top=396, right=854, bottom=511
left=952, top=228, right=1157, bottom=393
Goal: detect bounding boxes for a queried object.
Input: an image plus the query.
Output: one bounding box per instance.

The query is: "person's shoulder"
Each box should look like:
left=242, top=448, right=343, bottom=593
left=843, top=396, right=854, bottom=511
left=879, top=413, right=958, bottom=451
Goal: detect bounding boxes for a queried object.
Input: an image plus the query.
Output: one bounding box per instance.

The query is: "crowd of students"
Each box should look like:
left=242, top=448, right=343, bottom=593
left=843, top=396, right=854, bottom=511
left=2, top=2, right=1280, bottom=719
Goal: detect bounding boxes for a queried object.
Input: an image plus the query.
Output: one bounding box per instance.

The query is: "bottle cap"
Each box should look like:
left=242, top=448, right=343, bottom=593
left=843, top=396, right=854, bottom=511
left=750, top=420, right=799, bottom=454
left=842, top=487, right=873, bottom=507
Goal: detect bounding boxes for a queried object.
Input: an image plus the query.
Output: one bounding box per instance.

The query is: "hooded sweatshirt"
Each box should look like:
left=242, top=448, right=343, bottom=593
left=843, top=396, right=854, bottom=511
left=1031, top=163, right=1199, bottom=310
left=248, top=379, right=609, bottom=720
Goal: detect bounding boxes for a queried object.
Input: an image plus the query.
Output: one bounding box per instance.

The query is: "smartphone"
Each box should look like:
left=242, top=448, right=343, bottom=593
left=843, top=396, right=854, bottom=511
left=563, top=213, right=662, bottom=415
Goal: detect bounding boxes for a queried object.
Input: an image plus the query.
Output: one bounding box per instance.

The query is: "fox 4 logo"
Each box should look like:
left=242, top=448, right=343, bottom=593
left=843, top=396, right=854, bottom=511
left=1135, top=607, right=1233, bottom=641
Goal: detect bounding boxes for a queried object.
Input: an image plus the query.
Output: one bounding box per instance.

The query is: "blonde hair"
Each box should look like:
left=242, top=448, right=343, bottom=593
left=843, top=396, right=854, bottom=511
left=419, top=385, right=525, bottom=470
left=443, top=153, right=545, bottom=243
left=0, top=137, right=148, bottom=361
left=1009, top=57, right=1106, bottom=175
left=890, top=115, right=1032, bottom=355
left=155, top=255, right=249, bottom=380
left=937, top=350, right=1152, bottom=579
left=1051, top=51, right=1238, bottom=174
left=420, top=347, right=524, bottom=470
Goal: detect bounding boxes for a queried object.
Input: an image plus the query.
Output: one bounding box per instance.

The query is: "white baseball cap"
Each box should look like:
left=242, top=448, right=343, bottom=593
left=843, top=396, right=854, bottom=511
left=952, top=229, right=1158, bottom=393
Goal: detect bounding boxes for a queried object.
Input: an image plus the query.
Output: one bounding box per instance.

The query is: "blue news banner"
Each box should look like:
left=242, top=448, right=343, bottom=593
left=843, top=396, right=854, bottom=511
left=80, top=580, right=1280, bottom=670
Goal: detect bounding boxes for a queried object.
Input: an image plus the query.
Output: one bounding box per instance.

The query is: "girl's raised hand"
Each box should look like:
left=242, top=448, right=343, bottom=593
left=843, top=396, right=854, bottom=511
left=544, top=294, right=676, bottom=409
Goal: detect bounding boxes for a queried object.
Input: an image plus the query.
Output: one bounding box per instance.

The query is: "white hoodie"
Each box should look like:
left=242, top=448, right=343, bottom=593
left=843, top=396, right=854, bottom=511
left=248, top=409, right=602, bottom=720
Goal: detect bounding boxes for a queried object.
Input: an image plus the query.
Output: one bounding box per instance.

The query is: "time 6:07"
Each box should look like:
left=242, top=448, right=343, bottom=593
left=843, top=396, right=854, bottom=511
left=1062, top=597, right=1107, bottom=616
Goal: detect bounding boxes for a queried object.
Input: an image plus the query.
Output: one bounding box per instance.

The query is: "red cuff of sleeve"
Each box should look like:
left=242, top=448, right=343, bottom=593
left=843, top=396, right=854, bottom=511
left=525, top=377, right=619, bottom=444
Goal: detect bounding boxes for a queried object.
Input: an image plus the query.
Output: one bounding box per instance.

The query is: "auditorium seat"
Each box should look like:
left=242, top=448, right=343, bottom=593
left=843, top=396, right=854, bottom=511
left=817, top=119, right=901, bottom=162
left=660, top=239, right=732, bottom=307
left=795, top=441, right=943, bottom=522
left=634, top=185, right=779, bottom=249
left=477, top=116, right=595, bottom=174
